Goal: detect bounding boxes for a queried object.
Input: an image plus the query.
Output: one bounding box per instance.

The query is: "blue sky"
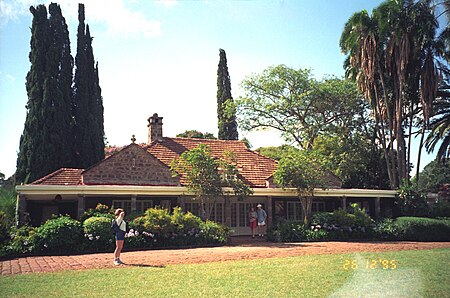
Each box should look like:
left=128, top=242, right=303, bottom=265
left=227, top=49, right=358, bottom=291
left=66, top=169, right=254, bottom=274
left=0, top=0, right=436, bottom=178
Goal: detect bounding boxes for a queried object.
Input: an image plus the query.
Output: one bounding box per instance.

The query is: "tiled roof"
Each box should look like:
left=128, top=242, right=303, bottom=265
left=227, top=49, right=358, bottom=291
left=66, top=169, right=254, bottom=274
left=146, top=137, right=277, bottom=188
left=31, top=168, right=83, bottom=185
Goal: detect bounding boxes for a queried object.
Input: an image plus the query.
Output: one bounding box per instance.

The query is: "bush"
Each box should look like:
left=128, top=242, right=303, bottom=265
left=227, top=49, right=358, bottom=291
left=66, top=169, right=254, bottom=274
left=127, top=207, right=230, bottom=248
left=83, top=216, right=115, bottom=252
left=80, top=204, right=114, bottom=223
left=198, top=220, right=230, bottom=244
left=372, top=219, right=404, bottom=240
left=0, top=211, right=12, bottom=245
left=0, top=225, right=38, bottom=257
left=395, top=217, right=450, bottom=241
left=35, top=215, right=84, bottom=254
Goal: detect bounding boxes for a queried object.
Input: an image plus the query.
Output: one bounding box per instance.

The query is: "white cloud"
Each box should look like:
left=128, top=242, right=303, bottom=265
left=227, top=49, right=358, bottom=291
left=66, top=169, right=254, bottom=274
left=155, top=0, right=177, bottom=7
left=5, top=74, right=15, bottom=81
left=0, top=0, right=162, bottom=38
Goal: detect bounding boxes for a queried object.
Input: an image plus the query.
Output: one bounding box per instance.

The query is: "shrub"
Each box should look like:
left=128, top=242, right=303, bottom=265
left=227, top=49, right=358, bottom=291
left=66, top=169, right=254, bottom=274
left=35, top=215, right=84, bottom=254
left=372, top=219, right=404, bottom=240
left=198, top=220, right=230, bottom=244
left=395, top=217, right=450, bottom=241
left=0, top=225, right=39, bottom=257
left=80, top=204, right=114, bottom=223
left=127, top=207, right=230, bottom=247
left=0, top=211, right=11, bottom=245
left=83, top=216, right=115, bottom=252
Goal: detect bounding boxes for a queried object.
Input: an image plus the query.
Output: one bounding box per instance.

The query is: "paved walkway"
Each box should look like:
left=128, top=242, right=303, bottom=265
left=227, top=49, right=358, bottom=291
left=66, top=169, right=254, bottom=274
left=1, top=238, right=449, bottom=276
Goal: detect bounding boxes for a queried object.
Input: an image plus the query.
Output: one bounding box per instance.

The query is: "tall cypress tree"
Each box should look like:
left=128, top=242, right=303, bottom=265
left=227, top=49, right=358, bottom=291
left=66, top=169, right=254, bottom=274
left=217, top=48, right=238, bottom=140
left=16, top=4, right=73, bottom=183
left=72, top=4, right=104, bottom=168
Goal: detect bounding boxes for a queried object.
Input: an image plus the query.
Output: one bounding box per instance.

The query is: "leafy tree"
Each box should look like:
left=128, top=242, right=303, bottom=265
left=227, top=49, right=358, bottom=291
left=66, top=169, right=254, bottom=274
left=255, top=145, right=299, bottom=161
left=312, top=135, right=390, bottom=189
left=274, top=150, right=328, bottom=226
left=16, top=4, right=74, bottom=183
left=415, top=158, right=450, bottom=193
left=217, top=49, right=238, bottom=140
left=340, top=0, right=445, bottom=188
left=176, top=130, right=216, bottom=139
left=237, top=66, right=367, bottom=150
left=170, top=144, right=252, bottom=220
left=72, top=3, right=104, bottom=168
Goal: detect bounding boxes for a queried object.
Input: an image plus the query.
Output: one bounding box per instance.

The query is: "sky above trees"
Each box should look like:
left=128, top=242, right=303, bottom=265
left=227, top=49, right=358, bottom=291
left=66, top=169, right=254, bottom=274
left=0, top=0, right=438, bottom=178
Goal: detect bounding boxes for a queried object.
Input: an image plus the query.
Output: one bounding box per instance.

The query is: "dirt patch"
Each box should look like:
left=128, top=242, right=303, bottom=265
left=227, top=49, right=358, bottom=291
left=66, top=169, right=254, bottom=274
left=1, top=238, right=449, bottom=275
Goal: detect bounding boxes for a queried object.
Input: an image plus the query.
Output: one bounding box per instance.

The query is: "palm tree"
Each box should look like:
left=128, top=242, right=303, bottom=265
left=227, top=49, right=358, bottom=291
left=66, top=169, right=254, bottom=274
left=341, top=0, right=443, bottom=188
left=426, top=85, right=450, bottom=163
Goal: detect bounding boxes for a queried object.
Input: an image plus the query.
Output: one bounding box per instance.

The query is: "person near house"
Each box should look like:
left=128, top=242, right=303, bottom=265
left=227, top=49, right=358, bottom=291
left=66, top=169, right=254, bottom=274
left=256, top=204, right=267, bottom=237
left=248, top=207, right=258, bottom=238
left=113, top=208, right=126, bottom=265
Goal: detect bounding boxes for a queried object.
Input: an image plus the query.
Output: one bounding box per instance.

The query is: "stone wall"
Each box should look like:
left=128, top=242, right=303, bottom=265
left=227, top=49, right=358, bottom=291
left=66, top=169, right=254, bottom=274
left=83, top=144, right=179, bottom=186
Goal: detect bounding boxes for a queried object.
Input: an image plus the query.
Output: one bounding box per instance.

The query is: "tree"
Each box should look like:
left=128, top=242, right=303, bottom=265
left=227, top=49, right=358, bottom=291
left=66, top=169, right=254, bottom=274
left=256, top=145, right=299, bottom=161
left=237, top=65, right=367, bottom=150
left=312, top=135, right=390, bottom=189
left=274, top=150, right=328, bottom=226
left=16, top=4, right=74, bottom=183
left=415, top=158, right=450, bottom=193
left=217, top=49, right=238, bottom=140
left=425, top=85, right=450, bottom=163
left=170, top=144, right=252, bottom=220
left=340, top=0, right=444, bottom=188
left=176, top=130, right=216, bottom=139
left=72, top=3, right=104, bottom=168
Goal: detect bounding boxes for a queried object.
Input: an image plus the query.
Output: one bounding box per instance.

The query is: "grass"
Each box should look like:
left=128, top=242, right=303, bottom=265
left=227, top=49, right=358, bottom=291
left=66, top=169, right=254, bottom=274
left=0, top=248, right=449, bottom=297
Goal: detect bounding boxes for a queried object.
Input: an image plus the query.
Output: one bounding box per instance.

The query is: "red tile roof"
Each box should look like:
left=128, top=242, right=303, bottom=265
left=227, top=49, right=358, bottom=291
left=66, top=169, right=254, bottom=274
left=31, top=168, right=83, bottom=185
left=146, top=137, right=277, bottom=188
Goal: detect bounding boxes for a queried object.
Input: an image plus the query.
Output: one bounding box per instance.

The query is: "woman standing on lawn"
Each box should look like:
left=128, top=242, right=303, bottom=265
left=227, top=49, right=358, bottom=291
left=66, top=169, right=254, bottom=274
left=113, top=208, right=126, bottom=265
left=249, top=207, right=258, bottom=238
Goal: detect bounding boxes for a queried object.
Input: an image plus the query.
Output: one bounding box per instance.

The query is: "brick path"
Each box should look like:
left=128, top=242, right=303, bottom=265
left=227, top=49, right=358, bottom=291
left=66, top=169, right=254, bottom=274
left=1, top=239, right=449, bottom=276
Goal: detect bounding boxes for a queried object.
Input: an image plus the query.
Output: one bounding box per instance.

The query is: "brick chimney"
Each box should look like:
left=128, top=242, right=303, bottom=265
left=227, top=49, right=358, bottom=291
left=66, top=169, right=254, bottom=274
left=148, top=113, right=163, bottom=143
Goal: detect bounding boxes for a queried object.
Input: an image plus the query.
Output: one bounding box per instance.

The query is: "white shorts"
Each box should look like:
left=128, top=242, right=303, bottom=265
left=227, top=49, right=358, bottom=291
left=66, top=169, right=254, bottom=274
left=258, top=221, right=265, bottom=226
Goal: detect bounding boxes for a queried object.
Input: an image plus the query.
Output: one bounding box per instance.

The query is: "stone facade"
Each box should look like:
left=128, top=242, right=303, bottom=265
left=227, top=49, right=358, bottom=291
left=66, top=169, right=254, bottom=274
left=83, top=143, right=179, bottom=186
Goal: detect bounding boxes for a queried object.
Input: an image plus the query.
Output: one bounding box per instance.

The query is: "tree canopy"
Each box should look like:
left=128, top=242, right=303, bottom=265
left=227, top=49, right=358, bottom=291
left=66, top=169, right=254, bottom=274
left=237, top=65, right=368, bottom=150
left=176, top=130, right=216, bottom=139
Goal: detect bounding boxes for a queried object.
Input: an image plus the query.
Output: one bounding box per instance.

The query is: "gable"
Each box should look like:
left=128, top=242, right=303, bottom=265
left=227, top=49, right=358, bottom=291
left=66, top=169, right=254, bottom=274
left=82, top=143, right=179, bottom=186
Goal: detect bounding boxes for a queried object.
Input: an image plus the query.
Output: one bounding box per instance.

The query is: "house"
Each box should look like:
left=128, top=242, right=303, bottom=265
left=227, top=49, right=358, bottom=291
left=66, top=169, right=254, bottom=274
left=16, top=113, right=397, bottom=235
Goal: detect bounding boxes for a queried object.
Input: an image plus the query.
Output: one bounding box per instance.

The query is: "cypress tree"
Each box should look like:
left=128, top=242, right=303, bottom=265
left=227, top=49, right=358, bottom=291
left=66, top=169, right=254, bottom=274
left=72, top=4, right=104, bottom=168
left=217, top=48, right=238, bottom=140
left=16, top=4, right=73, bottom=183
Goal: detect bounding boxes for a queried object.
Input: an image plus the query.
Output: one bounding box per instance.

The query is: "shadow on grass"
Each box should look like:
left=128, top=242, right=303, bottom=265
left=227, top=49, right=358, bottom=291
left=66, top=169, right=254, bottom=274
left=124, top=263, right=166, bottom=268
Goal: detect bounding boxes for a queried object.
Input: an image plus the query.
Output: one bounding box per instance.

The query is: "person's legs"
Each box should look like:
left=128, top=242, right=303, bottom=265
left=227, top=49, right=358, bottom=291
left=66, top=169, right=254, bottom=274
left=114, top=239, right=124, bottom=264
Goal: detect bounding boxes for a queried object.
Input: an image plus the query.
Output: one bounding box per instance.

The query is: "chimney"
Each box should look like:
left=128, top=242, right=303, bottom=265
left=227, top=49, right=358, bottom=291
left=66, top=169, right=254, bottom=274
left=148, top=113, right=163, bottom=143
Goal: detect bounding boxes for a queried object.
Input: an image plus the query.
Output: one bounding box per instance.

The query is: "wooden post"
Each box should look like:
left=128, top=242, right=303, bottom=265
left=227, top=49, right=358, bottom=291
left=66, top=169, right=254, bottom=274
left=15, top=194, right=27, bottom=227
left=342, top=196, right=347, bottom=211
left=266, top=196, right=273, bottom=227
left=375, top=197, right=381, bottom=219
left=77, top=195, right=85, bottom=219
left=131, top=195, right=137, bottom=212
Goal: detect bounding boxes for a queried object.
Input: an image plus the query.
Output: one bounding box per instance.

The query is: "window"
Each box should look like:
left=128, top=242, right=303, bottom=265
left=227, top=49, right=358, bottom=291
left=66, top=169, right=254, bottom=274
left=287, top=201, right=302, bottom=221
left=312, top=202, right=325, bottom=213
left=231, top=203, right=237, bottom=227
left=112, top=200, right=131, bottom=214
left=136, top=200, right=153, bottom=213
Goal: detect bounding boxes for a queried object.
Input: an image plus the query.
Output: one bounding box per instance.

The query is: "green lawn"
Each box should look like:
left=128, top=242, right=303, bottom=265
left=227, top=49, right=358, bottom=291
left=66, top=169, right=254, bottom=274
left=0, top=248, right=449, bottom=297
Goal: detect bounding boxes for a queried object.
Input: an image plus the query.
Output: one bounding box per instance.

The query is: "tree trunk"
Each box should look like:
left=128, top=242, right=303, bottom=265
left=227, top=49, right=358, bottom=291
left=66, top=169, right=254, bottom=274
left=300, top=196, right=313, bottom=227
left=415, top=125, right=426, bottom=190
